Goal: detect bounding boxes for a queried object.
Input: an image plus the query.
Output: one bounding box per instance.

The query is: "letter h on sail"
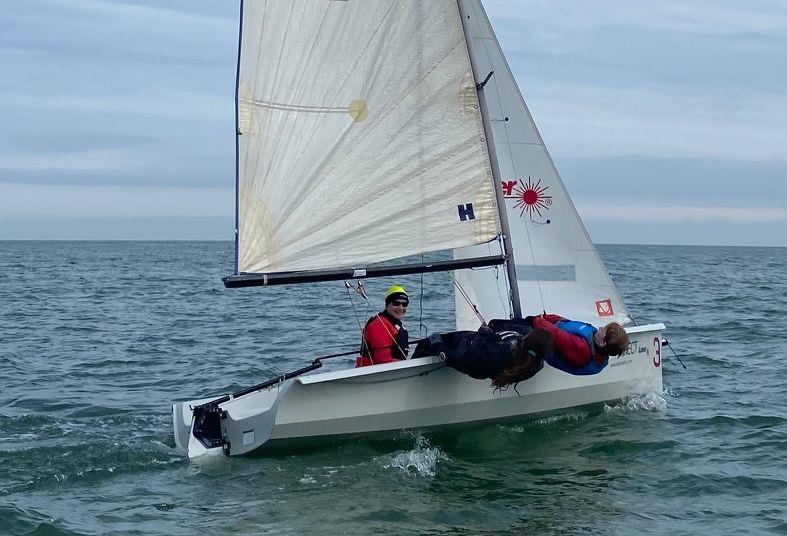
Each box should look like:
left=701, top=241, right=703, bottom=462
left=458, top=203, right=476, bottom=221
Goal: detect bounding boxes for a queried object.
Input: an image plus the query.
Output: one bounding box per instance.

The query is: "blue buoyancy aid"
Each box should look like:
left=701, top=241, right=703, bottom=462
left=546, top=320, right=608, bottom=376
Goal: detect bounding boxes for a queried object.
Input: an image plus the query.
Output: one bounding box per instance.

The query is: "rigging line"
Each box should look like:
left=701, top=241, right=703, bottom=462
left=356, top=284, right=407, bottom=364
left=365, top=311, right=408, bottom=364
left=418, top=255, right=428, bottom=338
left=467, top=240, right=508, bottom=314
left=344, top=281, right=365, bottom=334
left=502, top=161, right=546, bottom=312
left=358, top=281, right=372, bottom=318
left=626, top=308, right=640, bottom=327
left=453, top=276, right=475, bottom=308
left=451, top=273, right=487, bottom=325
left=494, top=234, right=517, bottom=317
left=665, top=339, right=687, bottom=370
left=493, top=238, right=508, bottom=314
left=346, top=280, right=377, bottom=361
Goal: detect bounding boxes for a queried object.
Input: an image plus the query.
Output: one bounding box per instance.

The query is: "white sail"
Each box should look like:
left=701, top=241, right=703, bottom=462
left=454, top=0, right=631, bottom=328
left=237, top=0, right=501, bottom=274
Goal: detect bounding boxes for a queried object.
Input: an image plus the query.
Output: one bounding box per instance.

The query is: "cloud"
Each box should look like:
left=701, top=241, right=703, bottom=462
left=578, top=203, right=787, bottom=223
left=556, top=156, right=787, bottom=210
left=529, top=85, right=787, bottom=160
left=29, top=0, right=237, bottom=62
left=479, top=2, right=787, bottom=163
left=486, top=0, right=787, bottom=38
left=0, top=149, right=133, bottom=172
left=0, top=182, right=232, bottom=218
left=0, top=0, right=237, bottom=190
left=0, top=87, right=229, bottom=120
left=0, top=0, right=784, bottom=245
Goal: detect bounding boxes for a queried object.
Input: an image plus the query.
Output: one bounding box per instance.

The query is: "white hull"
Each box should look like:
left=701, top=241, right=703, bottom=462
left=173, top=324, right=664, bottom=458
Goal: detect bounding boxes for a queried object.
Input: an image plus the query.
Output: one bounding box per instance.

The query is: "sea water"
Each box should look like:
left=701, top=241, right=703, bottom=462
left=1, top=242, right=785, bottom=535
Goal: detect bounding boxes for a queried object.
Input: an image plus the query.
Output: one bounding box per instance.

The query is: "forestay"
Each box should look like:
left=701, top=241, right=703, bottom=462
left=453, top=0, right=631, bottom=327
left=237, top=0, right=501, bottom=274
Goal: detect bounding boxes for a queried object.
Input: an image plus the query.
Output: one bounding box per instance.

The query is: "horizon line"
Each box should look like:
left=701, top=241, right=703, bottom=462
left=0, top=239, right=783, bottom=249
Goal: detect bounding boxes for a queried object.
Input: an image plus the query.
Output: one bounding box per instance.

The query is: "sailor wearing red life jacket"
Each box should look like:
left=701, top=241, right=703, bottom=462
left=355, top=285, right=410, bottom=367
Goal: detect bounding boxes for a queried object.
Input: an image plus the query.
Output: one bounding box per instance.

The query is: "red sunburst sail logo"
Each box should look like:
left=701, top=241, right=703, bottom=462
left=512, top=178, right=552, bottom=218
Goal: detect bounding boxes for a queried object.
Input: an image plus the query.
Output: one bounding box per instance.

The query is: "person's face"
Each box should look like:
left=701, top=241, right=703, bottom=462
left=386, top=299, right=408, bottom=320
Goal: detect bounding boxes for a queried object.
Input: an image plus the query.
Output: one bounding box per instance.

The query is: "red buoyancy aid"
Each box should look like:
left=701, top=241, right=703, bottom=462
left=356, top=312, right=408, bottom=367
left=533, top=314, right=594, bottom=367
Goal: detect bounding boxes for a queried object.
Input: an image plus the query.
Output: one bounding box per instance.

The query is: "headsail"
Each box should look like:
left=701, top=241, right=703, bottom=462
left=454, top=0, right=631, bottom=327
left=236, top=0, right=501, bottom=275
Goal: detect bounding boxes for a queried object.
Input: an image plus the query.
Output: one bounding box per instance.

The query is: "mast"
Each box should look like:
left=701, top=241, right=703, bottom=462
left=232, top=0, right=244, bottom=275
left=456, top=0, right=522, bottom=318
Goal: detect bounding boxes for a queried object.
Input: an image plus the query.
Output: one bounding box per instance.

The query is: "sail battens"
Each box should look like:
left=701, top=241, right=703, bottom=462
left=241, top=98, right=350, bottom=114
left=223, top=255, right=506, bottom=288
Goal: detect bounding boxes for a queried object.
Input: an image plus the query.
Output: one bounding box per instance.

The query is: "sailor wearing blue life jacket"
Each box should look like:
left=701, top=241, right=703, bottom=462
left=532, top=314, right=629, bottom=375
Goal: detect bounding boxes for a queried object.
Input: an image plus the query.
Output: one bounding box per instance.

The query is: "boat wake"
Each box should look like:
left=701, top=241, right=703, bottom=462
left=532, top=411, right=590, bottom=427
left=604, top=390, right=668, bottom=413
left=498, top=411, right=589, bottom=433
left=378, top=434, right=450, bottom=477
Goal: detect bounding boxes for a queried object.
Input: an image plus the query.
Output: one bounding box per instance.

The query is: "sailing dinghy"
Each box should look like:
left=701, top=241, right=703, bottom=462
left=172, top=0, right=665, bottom=458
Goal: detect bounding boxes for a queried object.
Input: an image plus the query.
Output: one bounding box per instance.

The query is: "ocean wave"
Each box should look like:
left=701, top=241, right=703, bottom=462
left=662, top=472, right=787, bottom=496
left=0, top=503, right=84, bottom=536
left=669, top=414, right=787, bottom=429
left=580, top=438, right=680, bottom=457
left=1, top=438, right=181, bottom=495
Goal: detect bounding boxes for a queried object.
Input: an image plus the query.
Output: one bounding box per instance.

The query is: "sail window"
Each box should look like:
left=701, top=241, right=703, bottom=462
left=515, top=265, right=576, bottom=282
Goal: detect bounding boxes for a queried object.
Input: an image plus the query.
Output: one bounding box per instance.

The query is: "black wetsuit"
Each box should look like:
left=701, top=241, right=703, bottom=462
left=413, top=319, right=533, bottom=380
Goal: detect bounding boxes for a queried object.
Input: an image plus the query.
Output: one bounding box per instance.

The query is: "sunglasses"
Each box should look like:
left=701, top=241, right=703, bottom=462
left=390, top=300, right=408, bottom=307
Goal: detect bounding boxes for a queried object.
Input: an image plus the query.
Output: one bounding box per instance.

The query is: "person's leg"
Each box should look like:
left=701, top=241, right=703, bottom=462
left=488, top=318, right=533, bottom=336
left=411, top=331, right=473, bottom=358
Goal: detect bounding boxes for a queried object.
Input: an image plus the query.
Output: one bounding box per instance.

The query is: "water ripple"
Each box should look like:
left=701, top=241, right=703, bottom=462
left=1, top=242, right=785, bottom=535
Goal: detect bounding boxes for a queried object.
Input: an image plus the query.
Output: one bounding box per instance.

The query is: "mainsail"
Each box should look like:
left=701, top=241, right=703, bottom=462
left=235, top=0, right=502, bottom=275
left=454, top=0, right=632, bottom=327
left=232, top=0, right=631, bottom=327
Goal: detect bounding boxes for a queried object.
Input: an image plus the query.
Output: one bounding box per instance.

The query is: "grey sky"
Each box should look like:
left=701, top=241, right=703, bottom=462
left=1, top=0, right=785, bottom=245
